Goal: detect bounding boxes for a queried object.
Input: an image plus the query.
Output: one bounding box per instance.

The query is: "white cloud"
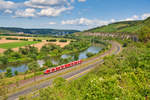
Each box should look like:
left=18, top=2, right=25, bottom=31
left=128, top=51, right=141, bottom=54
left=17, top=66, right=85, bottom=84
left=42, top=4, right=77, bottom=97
left=0, top=0, right=15, bottom=10
left=61, top=18, right=114, bottom=26
left=4, top=9, right=13, bottom=14
left=141, top=13, right=150, bottom=19
left=38, top=6, right=73, bottom=17
left=23, top=0, right=74, bottom=17
left=124, top=15, right=139, bottom=21
left=24, top=0, right=70, bottom=8
left=49, top=22, right=56, bottom=25
left=15, top=8, right=36, bottom=17
left=78, top=0, right=86, bottom=2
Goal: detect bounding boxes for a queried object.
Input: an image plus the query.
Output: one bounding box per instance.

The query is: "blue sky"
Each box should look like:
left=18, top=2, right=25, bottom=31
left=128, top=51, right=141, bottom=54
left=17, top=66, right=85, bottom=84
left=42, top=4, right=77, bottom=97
left=0, top=0, right=150, bottom=30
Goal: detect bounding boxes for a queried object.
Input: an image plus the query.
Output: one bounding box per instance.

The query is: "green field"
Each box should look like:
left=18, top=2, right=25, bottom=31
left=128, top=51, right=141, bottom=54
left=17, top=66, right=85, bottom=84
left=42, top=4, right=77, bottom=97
left=0, top=41, right=40, bottom=49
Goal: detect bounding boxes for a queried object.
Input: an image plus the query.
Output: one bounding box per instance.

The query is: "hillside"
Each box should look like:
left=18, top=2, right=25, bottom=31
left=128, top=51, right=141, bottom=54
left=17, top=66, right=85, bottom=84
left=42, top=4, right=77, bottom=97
left=24, top=41, right=150, bottom=100
left=85, top=17, right=150, bottom=34
left=0, top=27, right=80, bottom=35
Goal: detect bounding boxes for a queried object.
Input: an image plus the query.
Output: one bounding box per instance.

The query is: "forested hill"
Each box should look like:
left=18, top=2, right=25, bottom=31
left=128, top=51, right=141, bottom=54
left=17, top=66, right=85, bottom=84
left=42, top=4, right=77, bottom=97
left=0, top=27, right=80, bottom=35
left=85, top=17, right=150, bottom=34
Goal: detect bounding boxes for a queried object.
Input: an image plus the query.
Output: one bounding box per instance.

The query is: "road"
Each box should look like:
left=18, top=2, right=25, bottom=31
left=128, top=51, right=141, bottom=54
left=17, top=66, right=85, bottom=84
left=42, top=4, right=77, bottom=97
left=7, top=41, right=122, bottom=100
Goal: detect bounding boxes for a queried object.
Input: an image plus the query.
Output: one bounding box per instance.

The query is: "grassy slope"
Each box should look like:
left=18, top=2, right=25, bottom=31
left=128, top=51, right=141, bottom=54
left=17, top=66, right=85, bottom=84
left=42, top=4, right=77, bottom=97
left=0, top=41, right=39, bottom=49
left=85, top=17, right=150, bottom=34
left=30, top=41, right=150, bottom=100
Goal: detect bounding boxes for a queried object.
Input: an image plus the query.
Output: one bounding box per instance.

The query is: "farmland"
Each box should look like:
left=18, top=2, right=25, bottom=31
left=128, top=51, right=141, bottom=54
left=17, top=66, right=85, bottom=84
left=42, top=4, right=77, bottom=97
left=0, top=36, right=72, bottom=53
left=0, top=41, right=39, bottom=49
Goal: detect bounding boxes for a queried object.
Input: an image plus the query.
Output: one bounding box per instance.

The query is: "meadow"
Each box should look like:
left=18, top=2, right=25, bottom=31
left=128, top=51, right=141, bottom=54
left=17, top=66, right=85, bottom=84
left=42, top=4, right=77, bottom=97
left=0, top=41, right=40, bottom=49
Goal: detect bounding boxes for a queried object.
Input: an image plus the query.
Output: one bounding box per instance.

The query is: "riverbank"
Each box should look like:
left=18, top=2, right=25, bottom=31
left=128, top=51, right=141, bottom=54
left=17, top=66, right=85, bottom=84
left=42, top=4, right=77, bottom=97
left=0, top=40, right=91, bottom=67
left=0, top=42, right=107, bottom=86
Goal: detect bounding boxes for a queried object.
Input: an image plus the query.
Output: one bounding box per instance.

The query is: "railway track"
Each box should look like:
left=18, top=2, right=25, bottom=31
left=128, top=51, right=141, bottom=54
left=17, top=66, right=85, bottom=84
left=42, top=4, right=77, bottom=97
left=7, top=41, right=122, bottom=100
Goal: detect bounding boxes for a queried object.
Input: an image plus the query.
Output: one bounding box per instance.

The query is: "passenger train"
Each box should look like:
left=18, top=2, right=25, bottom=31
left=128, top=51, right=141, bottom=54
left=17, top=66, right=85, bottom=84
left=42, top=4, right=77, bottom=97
left=44, top=60, right=83, bottom=74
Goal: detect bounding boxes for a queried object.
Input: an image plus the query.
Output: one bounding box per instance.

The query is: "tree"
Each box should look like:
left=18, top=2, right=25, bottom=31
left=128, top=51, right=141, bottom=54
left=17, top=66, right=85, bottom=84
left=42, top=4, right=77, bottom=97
left=5, top=68, right=13, bottom=77
left=40, top=45, right=49, bottom=55
left=139, top=26, right=150, bottom=42
left=0, top=56, right=8, bottom=65
left=74, top=53, right=79, bottom=60
left=4, top=48, right=13, bottom=56
left=44, top=60, right=54, bottom=68
left=86, top=52, right=95, bottom=57
left=19, top=47, right=28, bottom=55
left=53, top=49, right=59, bottom=56
left=14, top=70, right=18, bottom=76
left=28, top=61, right=40, bottom=82
left=11, top=52, right=21, bottom=59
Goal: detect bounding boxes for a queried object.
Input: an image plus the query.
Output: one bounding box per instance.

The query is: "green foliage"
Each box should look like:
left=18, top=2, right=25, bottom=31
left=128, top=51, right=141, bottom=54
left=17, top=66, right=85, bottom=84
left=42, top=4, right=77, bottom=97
left=138, top=25, right=150, bottom=42
left=53, top=77, right=66, bottom=88
left=86, top=52, right=95, bottom=57
left=19, top=38, right=28, bottom=41
left=0, top=56, right=8, bottom=65
left=5, top=68, right=13, bottom=77
left=6, top=37, right=18, bottom=40
left=44, top=60, right=54, bottom=68
left=0, top=41, right=39, bottom=49
left=14, top=70, right=18, bottom=75
left=64, top=40, right=90, bottom=51
left=33, top=39, right=42, bottom=42
left=32, top=42, right=150, bottom=100
left=4, top=49, right=14, bottom=55
left=28, top=61, right=40, bottom=72
left=46, top=39, right=57, bottom=42
left=11, top=52, right=22, bottom=59
left=59, top=57, right=73, bottom=65
left=74, top=53, right=79, bottom=60
left=59, top=39, right=67, bottom=42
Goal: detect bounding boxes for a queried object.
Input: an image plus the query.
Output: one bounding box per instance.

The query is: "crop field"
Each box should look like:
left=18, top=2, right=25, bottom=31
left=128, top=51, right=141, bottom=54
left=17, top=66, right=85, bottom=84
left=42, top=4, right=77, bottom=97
left=0, top=41, right=40, bottom=49
left=0, top=36, right=71, bottom=53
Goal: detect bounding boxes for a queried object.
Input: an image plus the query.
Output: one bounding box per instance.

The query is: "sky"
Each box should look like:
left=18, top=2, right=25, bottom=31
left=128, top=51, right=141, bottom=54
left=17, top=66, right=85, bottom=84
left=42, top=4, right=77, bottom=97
left=0, top=0, right=150, bottom=30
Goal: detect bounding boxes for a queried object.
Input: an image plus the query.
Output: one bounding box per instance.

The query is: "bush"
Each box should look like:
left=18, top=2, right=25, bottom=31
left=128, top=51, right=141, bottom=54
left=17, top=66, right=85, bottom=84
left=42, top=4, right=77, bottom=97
left=0, top=56, right=8, bottom=65
left=33, top=39, right=42, bottom=42
left=59, top=39, right=67, bottom=42
left=6, top=37, right=18, bottom=40
left=123, top=43, right=127, bottom=47
left=47, top=39, right=57, bottom=42
left=5, top=68, right=13, bottom=77
left=19, top=38, right=28, bottom=41
left=14, top=70, right=18, bottom=75
left=86, top=52, right=95, bottom=57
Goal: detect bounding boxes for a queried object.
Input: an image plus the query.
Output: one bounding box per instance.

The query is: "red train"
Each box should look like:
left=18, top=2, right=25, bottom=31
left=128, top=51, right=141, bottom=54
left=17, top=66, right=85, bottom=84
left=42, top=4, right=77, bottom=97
left=44, top=60, right=83, bottom=74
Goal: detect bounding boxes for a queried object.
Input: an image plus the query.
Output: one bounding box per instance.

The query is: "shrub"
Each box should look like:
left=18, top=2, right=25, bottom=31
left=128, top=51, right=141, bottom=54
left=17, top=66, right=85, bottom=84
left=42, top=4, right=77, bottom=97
left=59, top=39, right=67, bottom=42
left=5, top=68, right=13, bottom=77
left=47, top=39, right=57, bottom=42
left=6, top=37, right=18, bottom=40
left=86, top=52, right=95, bottom=57
left=14, top=70, right=18, bottom=75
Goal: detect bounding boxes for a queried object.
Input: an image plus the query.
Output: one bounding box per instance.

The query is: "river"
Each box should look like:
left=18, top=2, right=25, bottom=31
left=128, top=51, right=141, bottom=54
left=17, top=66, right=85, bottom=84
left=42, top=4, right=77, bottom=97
left=0, top=45, right=102, bottom=75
